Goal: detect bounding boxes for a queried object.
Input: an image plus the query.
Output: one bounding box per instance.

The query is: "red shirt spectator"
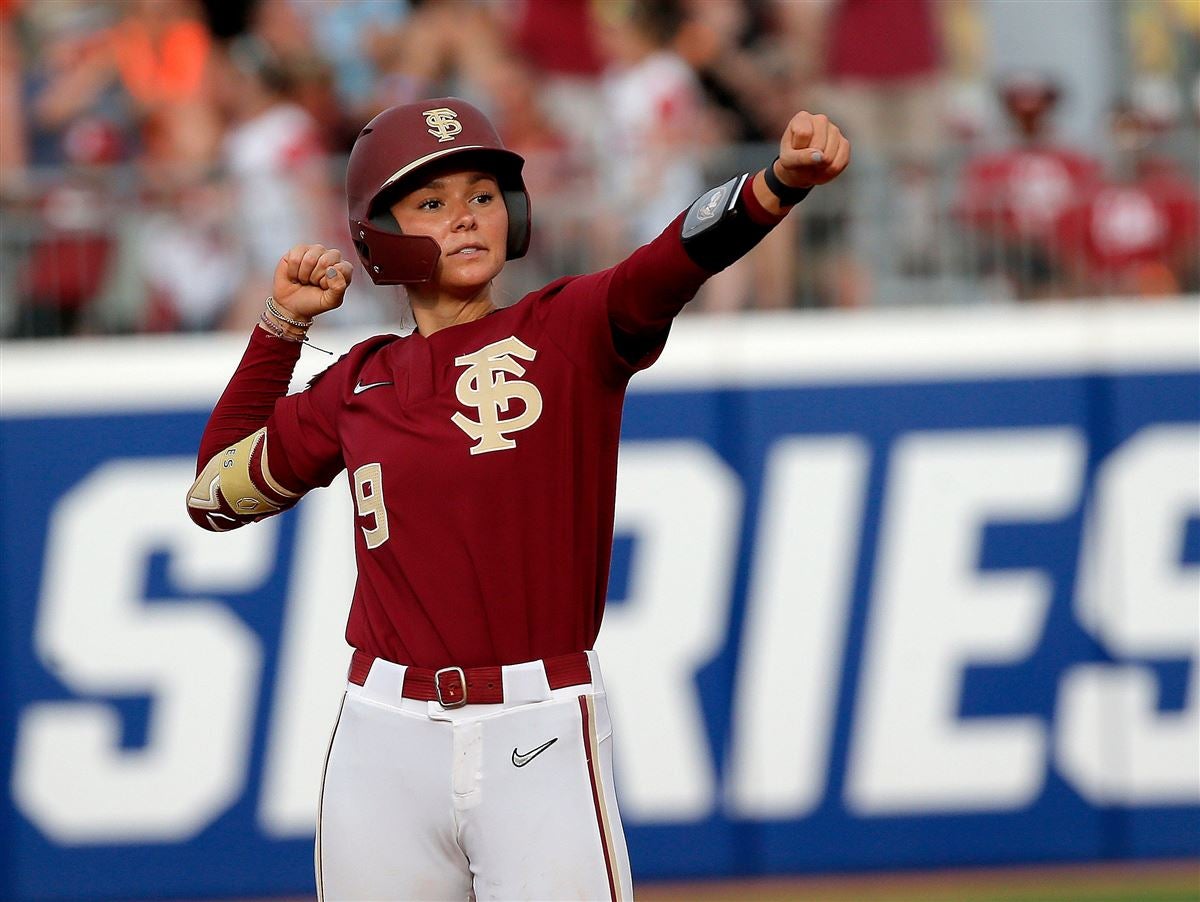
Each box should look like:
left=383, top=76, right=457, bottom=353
left=825, top=0, right=941, bottom=83
left=511, top=0, right=604, bottom=77
left=959, top=145, right=1102, bottom=242
left=1054, top=165, right=1200, bottom=295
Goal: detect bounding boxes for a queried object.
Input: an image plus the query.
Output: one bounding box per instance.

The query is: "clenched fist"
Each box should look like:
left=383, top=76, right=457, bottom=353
left=776, top=112, right=850, bottom=189
left=272, top=244, right=355, bottom=321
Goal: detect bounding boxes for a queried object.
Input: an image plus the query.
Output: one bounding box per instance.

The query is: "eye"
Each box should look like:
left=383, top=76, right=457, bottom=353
left=417, top=197, right=443, bottom=211
left=471, top=192, right=494, bottom=205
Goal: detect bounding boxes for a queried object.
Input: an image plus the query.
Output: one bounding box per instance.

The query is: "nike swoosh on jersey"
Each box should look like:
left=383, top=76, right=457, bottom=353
left=352, top=380, right=394, bottom=395
left=511, top=737, right=558, bottom=767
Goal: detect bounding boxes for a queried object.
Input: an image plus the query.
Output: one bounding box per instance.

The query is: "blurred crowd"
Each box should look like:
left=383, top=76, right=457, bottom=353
left=0, top=0, right=1198, bottom=339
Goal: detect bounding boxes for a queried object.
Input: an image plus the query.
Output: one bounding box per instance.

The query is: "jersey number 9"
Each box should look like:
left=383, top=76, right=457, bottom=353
left=353, top=463, right=389, bottom=550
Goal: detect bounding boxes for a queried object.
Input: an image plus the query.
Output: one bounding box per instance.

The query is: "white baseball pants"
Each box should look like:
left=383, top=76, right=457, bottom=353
left=316, top=651, right=633, bottom=901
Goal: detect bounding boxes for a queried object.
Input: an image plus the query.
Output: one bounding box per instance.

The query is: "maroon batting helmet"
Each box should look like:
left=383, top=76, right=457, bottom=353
left=346, top=98, right=531, bottom=285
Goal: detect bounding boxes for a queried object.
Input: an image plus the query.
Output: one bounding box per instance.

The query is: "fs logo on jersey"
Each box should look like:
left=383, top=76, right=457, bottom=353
left=452, top=336, right=543, bottom=454
left=424, top=107, right=463, bottom=143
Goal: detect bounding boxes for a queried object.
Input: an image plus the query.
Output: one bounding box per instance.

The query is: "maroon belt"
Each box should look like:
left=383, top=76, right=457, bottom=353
left=348, top=648, right=592, bottom=708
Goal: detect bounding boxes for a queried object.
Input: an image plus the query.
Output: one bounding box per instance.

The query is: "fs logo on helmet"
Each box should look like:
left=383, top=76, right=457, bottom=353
left=424, top=107, right=463, bottom=143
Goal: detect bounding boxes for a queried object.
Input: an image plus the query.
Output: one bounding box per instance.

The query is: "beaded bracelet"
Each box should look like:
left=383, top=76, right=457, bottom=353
left=265, top=295, right=314, bottom=329
left=258, top=311, right=333, bottom=355
left=258, top=312, right=305, bottom=342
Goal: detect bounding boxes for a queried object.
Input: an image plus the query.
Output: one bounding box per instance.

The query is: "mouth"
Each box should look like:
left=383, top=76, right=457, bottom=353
left=448, top=244, right=487, bottom=258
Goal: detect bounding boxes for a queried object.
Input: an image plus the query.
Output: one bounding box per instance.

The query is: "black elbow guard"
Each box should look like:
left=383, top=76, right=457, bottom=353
left=680, top=173, right=790, bottom=272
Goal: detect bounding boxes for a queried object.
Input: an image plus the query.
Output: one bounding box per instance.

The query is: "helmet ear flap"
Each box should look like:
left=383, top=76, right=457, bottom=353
left=503, top=187, right=532, bottom=261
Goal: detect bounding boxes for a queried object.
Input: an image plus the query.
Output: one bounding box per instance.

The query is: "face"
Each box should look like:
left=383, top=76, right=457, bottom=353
left=388, top=169, right=509, bottom=296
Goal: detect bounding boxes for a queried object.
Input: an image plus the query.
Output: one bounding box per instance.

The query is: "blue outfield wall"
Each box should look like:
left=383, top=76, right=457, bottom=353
left=2, top=302, right=1198, bottom=900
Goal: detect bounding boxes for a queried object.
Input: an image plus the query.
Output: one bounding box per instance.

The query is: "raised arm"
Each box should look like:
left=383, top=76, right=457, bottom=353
left=186, top=244, right=353, bottom=531
left=604, top=111, right=850, bottom=353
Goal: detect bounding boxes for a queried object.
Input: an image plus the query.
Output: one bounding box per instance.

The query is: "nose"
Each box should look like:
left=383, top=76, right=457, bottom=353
left=451, top=199, right=476, bottom=232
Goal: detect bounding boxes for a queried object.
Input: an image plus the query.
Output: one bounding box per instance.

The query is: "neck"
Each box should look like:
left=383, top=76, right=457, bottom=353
left=408, top=283, right=496, bottom=336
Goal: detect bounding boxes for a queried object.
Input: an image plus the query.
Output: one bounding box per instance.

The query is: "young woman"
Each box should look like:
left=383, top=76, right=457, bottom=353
left=188, top=97, right=848, bottom=901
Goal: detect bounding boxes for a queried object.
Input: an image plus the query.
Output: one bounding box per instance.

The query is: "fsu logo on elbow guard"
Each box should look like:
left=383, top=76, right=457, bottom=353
left=424, top=107, right=463, bottom=143
left=452, top=336, right=543, bottom=454
left=697, top=186, right=726, bottom=220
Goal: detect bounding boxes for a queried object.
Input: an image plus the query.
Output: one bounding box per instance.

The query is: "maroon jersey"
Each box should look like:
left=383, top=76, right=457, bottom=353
left=195, top=203, right=786, bottom=668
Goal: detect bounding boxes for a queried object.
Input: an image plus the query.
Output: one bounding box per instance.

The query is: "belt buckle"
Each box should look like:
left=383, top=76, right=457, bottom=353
left=434, top=666, right=467, bottom=708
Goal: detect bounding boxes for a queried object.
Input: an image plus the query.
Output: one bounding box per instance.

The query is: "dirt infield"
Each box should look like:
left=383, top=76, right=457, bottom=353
left=635, top=859, right=1200, bottom=902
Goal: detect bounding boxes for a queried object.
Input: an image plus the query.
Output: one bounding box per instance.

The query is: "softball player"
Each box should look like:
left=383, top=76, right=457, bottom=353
left=187, top=98, right=848, bottom=901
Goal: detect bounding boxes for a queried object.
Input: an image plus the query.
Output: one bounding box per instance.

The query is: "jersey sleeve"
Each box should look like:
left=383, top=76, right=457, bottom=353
left=187, top=328, right=357, bottom=532
left=534, top=174, right=787, bottom=382
left=265, top=355, right=350, bottom=491
left=194, top=327, right=302, bottom=467
left=266, top=334, right=399, bottom=489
